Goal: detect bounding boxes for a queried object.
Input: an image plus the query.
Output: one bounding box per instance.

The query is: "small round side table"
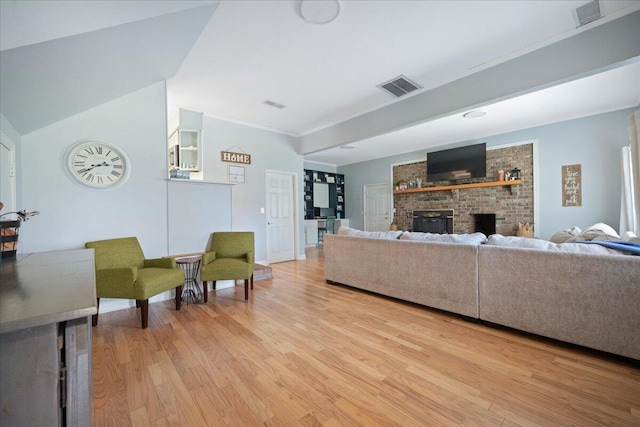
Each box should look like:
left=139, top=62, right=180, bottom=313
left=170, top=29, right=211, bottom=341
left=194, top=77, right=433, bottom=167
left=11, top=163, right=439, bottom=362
left=174, top=255, right=202, bottom=304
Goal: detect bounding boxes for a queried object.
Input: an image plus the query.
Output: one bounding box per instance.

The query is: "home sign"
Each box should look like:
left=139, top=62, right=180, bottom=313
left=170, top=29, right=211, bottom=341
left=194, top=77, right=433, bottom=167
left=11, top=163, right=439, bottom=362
left=221, top=151, right=251, bottom=164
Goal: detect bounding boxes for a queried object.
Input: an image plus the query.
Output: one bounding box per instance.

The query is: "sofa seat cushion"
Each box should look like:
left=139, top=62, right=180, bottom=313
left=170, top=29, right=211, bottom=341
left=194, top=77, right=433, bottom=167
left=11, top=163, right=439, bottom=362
left=338, top=226, right=402, bottom=240
left=400, top=231, right=487, bottom=245
left=486, top=234, right=621, bottom=255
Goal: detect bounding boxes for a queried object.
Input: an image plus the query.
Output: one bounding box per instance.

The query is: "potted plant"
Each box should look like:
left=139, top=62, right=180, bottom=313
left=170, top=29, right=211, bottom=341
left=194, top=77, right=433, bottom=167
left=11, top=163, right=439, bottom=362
left=0, top=202, right=40, bottom=258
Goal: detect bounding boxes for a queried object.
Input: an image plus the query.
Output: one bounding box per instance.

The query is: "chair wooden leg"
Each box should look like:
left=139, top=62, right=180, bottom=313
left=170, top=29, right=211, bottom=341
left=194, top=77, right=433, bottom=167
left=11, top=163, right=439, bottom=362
left=135, top=299, right=142, bottom=308
left=244, top=279, right=249, bottom=301
left=251, top=273, right=254, bottom=290
left=92, top=298, right=100, bottom=327
left=175, top=285, right=182, bottom=310
left=203, top=281, right=208, bottom=303
left=202, top=281, right=217, bottom=303
left=140, top=299, right=149, bottom=329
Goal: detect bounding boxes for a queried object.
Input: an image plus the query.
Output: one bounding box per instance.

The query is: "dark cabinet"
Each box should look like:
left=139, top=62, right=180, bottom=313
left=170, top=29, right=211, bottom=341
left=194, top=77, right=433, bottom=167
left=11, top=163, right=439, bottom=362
left=1, top=250, right=97, bottom=426
left=304, top=169, right=345, bottom=219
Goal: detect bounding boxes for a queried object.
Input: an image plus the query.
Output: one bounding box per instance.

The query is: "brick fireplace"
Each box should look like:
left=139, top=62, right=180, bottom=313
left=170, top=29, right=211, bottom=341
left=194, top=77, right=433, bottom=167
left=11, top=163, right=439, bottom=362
left=393, top=144, right=533, bottom=235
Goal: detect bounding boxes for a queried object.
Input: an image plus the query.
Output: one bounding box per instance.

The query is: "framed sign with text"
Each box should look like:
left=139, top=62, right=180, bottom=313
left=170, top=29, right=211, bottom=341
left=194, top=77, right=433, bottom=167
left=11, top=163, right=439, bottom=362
left=562, top=164, right=582, bottom=207
left=221, top=150, right=251, bottom=164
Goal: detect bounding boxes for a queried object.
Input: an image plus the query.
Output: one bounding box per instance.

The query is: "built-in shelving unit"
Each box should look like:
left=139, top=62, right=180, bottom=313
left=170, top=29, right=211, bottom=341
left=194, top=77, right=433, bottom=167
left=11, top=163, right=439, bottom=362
left=304, top=169, right=345, bottom=219
left=168, top=127, right=202, bottom=172
left=394, top=179, right=522, bottom=195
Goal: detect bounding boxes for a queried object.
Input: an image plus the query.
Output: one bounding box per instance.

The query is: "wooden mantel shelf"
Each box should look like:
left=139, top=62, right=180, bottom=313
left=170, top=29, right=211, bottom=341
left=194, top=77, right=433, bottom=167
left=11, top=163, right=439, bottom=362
left=394, top=179, right=522, bottom=194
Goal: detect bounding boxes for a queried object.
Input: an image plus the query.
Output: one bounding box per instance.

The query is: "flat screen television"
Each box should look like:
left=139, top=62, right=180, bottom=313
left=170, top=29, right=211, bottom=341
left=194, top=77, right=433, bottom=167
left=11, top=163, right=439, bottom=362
left=427, top=143, right=486, bottom=182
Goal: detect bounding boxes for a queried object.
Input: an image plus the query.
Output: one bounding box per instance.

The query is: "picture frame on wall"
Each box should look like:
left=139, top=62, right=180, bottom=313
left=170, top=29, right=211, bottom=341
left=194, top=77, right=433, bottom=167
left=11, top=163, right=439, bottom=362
left=562, top=164, right=581, bottom=207
left=326, top=176, right=335, bottom=184
left=228, top=165, right=245, bottom=183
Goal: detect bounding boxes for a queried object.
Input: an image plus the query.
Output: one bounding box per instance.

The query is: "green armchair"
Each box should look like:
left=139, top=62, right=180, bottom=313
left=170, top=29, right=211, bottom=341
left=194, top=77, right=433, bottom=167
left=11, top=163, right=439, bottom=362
left=201, top=232, right=255, bottom=302
left=85, top=237, right=185, bottom=329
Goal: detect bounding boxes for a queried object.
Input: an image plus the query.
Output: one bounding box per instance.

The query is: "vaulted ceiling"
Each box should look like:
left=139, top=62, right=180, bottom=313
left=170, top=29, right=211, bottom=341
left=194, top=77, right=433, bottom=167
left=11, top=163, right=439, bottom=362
left=1, top=1, right=639, bottom=166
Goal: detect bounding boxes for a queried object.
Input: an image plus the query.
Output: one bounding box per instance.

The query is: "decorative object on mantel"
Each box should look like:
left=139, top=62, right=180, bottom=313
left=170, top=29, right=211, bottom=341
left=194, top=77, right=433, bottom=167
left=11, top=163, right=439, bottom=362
left=221, top=146, right=251, bottom=164
left=562, top=164, right=582, bottom=207
left=0, top=204, right=40, bottom=258
left=510, top=167, right=522, bottom=180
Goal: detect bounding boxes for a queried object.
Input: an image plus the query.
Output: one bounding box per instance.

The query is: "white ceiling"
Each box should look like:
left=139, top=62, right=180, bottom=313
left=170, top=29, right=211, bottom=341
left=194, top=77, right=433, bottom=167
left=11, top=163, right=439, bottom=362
left=1, top=1, right=639, bottom=166
left=167, top=0, right=640, bottom=166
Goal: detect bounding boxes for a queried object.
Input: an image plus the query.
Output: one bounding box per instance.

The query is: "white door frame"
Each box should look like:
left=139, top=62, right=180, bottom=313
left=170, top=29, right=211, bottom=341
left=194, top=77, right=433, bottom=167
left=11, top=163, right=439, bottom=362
left=265, top=169, right=299, bottom=263
left=0, top=131, right=17, bottom=214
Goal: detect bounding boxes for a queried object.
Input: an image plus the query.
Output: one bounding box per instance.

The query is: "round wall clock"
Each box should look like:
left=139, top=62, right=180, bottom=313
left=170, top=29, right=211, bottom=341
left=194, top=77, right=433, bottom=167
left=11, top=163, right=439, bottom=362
left=63, top=140, right=131, bottom=189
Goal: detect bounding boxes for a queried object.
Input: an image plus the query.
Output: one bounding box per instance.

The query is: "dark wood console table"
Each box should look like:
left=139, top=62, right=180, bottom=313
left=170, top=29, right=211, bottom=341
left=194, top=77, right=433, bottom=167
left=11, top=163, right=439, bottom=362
left=0, top=249, right=97, bottom=426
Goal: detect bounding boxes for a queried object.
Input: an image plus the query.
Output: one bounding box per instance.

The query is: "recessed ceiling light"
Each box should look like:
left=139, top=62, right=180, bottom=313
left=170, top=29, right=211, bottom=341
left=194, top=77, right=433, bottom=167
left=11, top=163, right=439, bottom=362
left=300, top=0, right=340, bottom=24
left=463, top=110, right=487, bottom=119
left=340, top=145, right=355, bottom=149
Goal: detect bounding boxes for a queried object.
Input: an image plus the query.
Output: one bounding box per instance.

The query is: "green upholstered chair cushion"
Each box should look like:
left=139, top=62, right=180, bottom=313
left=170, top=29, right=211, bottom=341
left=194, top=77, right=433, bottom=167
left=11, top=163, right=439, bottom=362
left=85, top=236, right=184, bottom=300
left=201, top=257, right=254, bottom=281
left=201, top=232, right=255, bottom=281
left=209, top=232, right=255, bottom=259
left=86, top=237, right=145, bottom=270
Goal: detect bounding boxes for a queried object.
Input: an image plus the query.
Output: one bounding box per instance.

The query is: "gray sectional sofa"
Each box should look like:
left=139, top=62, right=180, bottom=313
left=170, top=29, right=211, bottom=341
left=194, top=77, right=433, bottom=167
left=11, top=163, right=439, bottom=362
left=323, top=231, right=640, bottom=360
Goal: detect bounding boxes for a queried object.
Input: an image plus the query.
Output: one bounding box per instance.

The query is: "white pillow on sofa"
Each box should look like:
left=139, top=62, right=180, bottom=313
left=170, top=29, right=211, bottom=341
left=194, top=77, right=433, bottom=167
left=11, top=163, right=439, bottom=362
left=337, top=226, right=403, bottom=240
left=400, top=231, right=487, bottom=245
left=486, top=234, right=621, bottom=255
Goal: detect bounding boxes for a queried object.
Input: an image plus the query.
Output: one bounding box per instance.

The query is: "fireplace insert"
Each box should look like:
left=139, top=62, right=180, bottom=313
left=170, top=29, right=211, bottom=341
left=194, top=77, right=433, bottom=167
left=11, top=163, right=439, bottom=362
left=412, top=210, right=454, bottom=234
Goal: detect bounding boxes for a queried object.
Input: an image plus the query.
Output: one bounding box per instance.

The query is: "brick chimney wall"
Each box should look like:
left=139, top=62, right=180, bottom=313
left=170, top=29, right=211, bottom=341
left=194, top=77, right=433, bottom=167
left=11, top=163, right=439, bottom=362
left=392, top=144, right=534, bottom=235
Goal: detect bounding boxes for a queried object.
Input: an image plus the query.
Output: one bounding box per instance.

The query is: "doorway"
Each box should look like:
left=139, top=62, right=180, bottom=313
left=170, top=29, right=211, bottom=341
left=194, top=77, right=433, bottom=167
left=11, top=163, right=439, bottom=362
left=1, top=136, right=16, bottom=214
left=265, top=170, right=296, bottom=263
left=363, top=183, right=391, bottom=231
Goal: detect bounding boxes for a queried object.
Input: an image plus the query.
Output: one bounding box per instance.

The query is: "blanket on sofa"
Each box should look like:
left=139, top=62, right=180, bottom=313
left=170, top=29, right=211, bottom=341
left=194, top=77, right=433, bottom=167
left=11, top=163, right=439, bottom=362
left=577, top=240, right=640, bottom=255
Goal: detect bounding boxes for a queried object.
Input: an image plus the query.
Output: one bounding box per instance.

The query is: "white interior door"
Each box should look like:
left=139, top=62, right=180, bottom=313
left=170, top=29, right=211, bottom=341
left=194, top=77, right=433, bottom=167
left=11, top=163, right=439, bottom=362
left=364, top=183, right=390, bottom=231
left=266, top=171, right=296, bottom=263
left=1, top=137, right=16, bottom=214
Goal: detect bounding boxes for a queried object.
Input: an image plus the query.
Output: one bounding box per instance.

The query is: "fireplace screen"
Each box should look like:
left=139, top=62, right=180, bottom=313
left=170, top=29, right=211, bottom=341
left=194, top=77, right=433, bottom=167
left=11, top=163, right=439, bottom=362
left=412, top=210, right=453, bottom=234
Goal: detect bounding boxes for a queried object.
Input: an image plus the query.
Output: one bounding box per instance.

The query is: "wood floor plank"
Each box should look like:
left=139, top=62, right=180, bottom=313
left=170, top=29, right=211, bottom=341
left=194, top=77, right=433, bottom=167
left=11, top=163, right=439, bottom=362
left=92, top=247, right=640, bottom=426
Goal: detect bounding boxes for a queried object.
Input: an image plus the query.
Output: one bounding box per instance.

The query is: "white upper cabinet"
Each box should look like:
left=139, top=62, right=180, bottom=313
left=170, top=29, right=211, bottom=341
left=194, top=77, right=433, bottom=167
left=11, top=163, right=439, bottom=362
left=169, top=127, right=201, bottom=172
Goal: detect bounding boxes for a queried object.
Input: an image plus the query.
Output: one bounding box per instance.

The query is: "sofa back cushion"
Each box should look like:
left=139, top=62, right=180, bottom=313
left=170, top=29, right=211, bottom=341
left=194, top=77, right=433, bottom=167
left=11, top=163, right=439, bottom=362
left=400, top=231, right=487, bottom=245
left=486, top=234, right=621, bottom=255
left=337, top=226, right=402, bottom=240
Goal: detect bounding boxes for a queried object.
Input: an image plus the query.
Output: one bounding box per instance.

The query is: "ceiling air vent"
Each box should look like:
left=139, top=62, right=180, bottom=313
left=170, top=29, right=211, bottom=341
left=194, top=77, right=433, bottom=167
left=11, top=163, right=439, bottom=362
left=264, top=100, right=286, bottom=109
left=573, top=0, right=602, bottom=28
left=378, top=75, right=422, bottom=98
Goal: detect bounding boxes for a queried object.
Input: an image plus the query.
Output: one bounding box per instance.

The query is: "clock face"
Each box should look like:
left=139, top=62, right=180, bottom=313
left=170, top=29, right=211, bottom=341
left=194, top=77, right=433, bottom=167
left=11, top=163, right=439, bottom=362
left=64, top=140, right=130, bottom=189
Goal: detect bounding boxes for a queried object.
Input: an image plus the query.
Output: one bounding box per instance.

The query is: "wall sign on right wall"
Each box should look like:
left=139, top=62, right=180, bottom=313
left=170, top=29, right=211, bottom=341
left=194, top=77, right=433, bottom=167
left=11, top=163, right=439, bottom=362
left=562, top=164, right=582, bottom=207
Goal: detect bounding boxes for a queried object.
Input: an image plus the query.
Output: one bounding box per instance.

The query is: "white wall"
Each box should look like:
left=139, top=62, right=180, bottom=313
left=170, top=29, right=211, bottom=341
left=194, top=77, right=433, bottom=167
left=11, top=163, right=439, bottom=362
left=18, top=82, right=171, bottom=312
left=198, top=115, right=304, bottom=261
left=19, top=82, right=170, bottom=256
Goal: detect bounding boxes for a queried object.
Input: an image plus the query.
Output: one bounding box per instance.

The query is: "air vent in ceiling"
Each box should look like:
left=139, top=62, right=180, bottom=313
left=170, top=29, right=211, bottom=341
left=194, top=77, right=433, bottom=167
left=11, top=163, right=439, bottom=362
left=573, top=0, right=602, bottom=28
left=264, top=100, right=286, bottom=109
left=377, top=75, right=422, bottom=98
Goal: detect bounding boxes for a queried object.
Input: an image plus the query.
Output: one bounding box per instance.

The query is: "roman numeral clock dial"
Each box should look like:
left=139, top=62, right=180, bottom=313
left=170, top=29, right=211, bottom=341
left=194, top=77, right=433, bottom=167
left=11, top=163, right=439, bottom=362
left=64, top=140, right=130, bottom=189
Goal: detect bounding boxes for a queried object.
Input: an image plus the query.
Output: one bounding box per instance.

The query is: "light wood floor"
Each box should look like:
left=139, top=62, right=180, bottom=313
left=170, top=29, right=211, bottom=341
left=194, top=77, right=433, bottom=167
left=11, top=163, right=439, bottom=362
left=92, top=247, right=640, bottom=426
